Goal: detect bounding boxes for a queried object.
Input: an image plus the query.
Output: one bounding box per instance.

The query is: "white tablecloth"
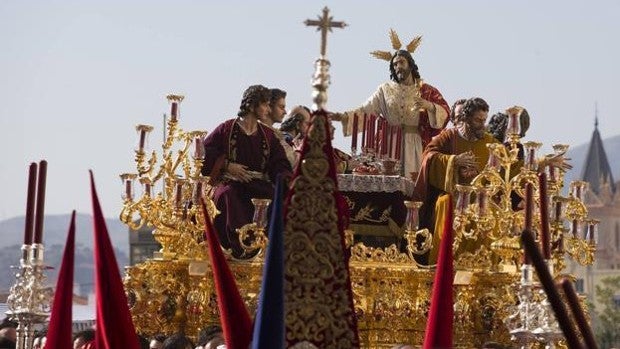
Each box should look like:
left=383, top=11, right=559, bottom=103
left=337, top=174, right=414, bottom=197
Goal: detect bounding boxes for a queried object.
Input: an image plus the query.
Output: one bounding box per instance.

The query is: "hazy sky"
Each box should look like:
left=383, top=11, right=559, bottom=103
left=1, top=1, right=619, bottom=221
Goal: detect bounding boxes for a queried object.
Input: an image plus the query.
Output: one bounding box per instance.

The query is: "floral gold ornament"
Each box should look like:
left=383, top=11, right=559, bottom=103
left=403, top=200, right=433, bottom=257
left=235, top=198, right=271, bottom=260
left=283, top=112, right=359, bottom=347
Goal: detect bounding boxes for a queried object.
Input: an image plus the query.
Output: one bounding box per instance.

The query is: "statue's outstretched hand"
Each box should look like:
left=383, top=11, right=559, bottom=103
left=329, top=112, right=344, bottom=122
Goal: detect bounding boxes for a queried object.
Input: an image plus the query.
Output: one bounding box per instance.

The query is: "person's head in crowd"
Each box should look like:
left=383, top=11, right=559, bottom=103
left=150, top=333, right=167, bottom=349
left=391, top=345, right=415, bottom=349
left=137, top=334, right=150, bottom=349
left=0, top=327, right=16, bottom=343
left=33, top=332, right=47, bottom=349
left=196, top=325, right=224, bottom=349
left=161, top=333, right=194, bottom=349
left=73, top=329, right=95, bottom=349
left=0, top=337, right=16, bottom=349
left=0, top=318, right=17, bottom=331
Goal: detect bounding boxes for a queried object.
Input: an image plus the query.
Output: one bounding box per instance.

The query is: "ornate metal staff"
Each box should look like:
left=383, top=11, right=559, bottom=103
left=7, top=161, right=52, bottom=349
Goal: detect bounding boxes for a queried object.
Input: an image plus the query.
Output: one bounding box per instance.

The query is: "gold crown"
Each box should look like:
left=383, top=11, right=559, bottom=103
left=370, top=29, right=422, bottom=61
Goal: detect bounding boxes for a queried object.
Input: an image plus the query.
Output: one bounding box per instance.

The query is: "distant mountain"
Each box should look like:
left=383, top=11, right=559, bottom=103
left=0, top=213, right=129, bottom=254
left=564, top=134, right=620, bottom=188
left=0, top=213, right=130, bottom=295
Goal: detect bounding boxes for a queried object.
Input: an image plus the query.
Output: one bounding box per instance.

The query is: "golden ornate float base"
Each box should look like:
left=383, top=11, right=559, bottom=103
left=124, top=245, right=519, bottom=348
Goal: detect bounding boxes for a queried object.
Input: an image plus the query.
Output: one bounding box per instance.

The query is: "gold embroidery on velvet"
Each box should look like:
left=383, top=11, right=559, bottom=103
left=284, top=114, right=358, bottom=348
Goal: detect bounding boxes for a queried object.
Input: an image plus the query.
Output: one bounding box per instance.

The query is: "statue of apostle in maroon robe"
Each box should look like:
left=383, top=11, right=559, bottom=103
left=202, top=85, right=292, bottom=258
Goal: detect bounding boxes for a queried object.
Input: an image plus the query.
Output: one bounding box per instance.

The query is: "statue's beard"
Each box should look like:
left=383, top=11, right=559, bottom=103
left=473, top=128, right=485, bottom=140
left=459, top=123, right=486, bottom=141
left=396, top=70, right=409, bottom=82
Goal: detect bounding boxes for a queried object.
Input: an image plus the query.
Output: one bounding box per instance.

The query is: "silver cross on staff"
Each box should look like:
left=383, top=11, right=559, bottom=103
left=304, top=6, right=347, bottom=57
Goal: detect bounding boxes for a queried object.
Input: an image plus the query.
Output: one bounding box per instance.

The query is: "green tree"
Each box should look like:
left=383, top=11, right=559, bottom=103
left=594, top=275, right=620, bottom=348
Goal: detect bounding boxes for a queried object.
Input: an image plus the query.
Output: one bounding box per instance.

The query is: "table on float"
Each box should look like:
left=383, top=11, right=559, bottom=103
left=337, top=174, right=415, bottom=246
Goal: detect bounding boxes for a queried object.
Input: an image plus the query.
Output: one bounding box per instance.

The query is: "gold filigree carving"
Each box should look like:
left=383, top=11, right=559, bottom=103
left=350, top=242, right=413, bottom=264
left=350, top=204, right=392, bottom=223
left=456, top=245, right=494, bottom=271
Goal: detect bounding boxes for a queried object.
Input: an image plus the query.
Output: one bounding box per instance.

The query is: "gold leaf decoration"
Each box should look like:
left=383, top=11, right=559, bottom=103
left=369, top=50, right=393, bottom=61
left=389, top=28, right=402, bottom=50
left=406, top=35, right=423, bottom=54
left=370, top=30, right=423, bottom=62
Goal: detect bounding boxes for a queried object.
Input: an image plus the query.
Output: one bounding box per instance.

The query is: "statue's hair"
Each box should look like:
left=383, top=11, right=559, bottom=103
left=450, top=98, right=467, bottom=123
left=487, top=108, right=531, bottom=141
left=389, top=50, right=420, bottom=83
left=461, top=97, right=489, bottom=121
left=269, top=88, right=287, bottom=106
left=280, top=113, right=305, bottom=134
left=280, top=105, right=311, bottom=135
left=238, top=85, right=271, bottom=117
left=487, top=112, right=509, bottom=142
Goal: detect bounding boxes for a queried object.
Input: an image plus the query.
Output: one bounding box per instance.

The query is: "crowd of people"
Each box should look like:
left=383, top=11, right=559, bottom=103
left=0, top=318, right=16, bottom=349
left=0, top=316, right=514, bottom=349
left=0, top=317, right=224, bottom=349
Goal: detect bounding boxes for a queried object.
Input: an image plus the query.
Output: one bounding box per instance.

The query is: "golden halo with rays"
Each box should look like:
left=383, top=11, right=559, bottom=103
left=370, top=28, right=422, bottom=62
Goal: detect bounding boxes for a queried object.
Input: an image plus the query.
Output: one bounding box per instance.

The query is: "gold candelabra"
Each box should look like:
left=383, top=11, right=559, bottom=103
left=119, top=94, right=217, bottom=261
left=403, top=201, right=433, bottom=259
left=121, top=94, right=273, bottom=338
left=235, top=198, right=271, bottom=260
left=448, top=108, right=596, bottom=347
